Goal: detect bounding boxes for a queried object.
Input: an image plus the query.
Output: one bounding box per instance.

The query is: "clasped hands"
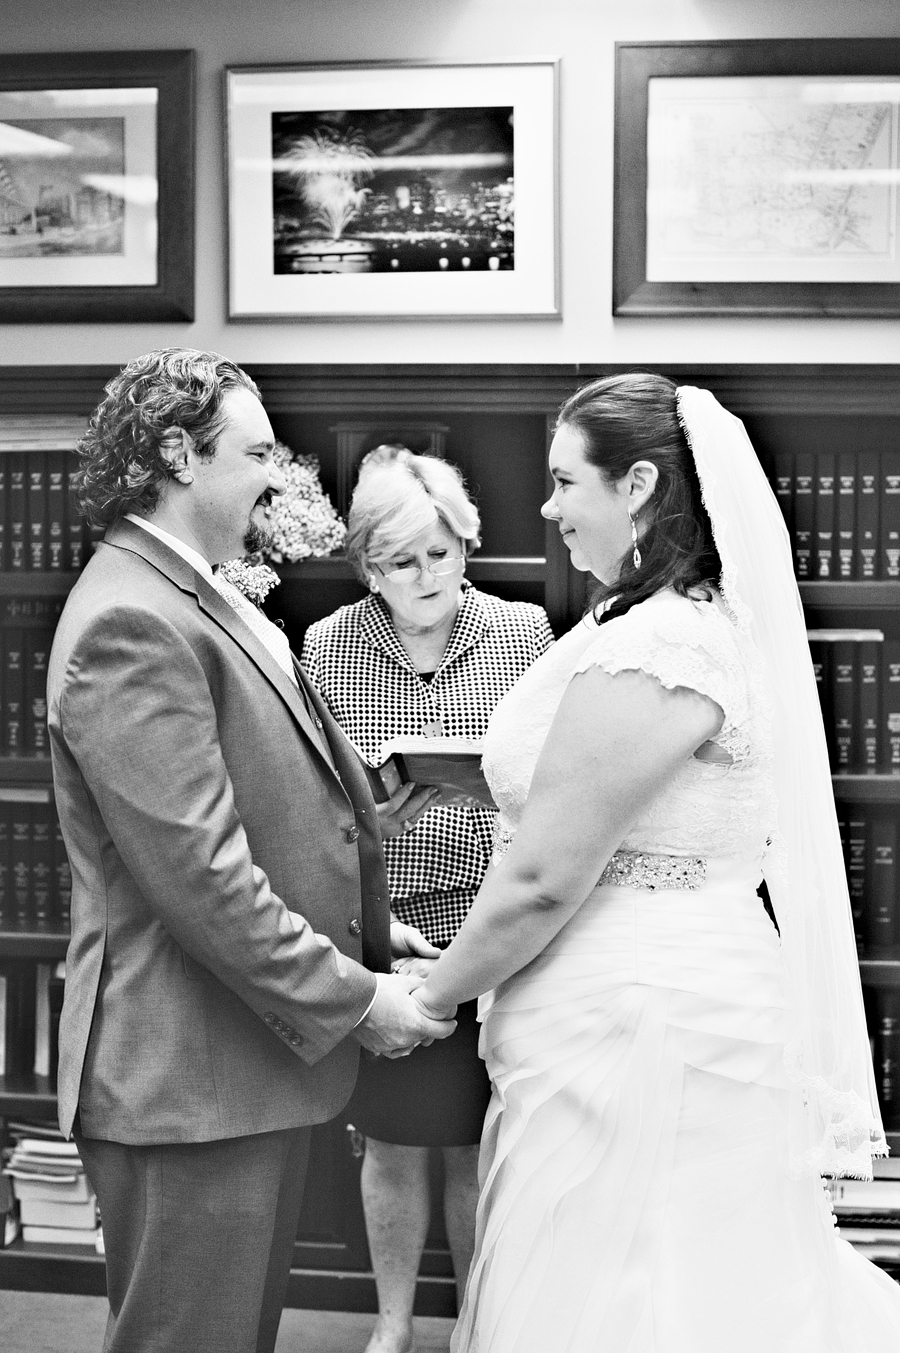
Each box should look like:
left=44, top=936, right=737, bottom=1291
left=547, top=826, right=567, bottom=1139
left=353, top=918, right=457, bottom=1059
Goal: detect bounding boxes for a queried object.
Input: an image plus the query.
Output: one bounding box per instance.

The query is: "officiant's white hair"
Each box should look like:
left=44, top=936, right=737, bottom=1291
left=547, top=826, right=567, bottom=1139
left=346, top=444, right=481, bottom=583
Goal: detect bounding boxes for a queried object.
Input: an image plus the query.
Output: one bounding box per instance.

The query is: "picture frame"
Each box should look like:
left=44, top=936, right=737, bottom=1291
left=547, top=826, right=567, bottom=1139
left=614, top=40, right=900, bottom=317
left=225, top=60, right=559, bottom=320
left=0, top=49, right=194, bottom=323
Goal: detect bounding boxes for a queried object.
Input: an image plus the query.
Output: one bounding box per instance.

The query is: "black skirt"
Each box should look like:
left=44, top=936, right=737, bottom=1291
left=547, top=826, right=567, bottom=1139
left=346, top=999, right=491, bottom=1147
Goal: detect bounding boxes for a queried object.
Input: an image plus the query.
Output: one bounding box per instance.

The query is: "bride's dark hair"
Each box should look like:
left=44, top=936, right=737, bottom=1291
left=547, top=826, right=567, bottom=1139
left=555, top=372, right=722, bottom=624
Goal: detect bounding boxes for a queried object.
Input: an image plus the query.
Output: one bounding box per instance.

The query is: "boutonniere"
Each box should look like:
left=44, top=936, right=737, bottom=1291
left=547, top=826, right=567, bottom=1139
left=217, top=559, right=281, bottom=607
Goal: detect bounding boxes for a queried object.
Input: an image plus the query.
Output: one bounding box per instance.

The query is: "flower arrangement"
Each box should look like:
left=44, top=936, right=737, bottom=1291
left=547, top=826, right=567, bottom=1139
left=217, top=559, right=280, bottom=606
left=263, top=441, right=347, bottom=563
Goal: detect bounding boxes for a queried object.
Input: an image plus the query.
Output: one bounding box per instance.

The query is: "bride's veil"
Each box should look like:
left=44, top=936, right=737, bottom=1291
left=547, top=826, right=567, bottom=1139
left=677, top=384, right=886, bottom=1179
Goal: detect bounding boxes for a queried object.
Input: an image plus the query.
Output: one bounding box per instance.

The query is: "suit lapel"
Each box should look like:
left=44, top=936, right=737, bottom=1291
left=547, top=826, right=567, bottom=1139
left=105, top=519, right=340, bottom=777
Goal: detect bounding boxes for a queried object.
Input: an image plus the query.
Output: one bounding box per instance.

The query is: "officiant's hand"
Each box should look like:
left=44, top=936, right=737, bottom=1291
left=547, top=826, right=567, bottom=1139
left=354, top=972, right=456, bottom=1059
left=376, top=781, right=439, bottom=839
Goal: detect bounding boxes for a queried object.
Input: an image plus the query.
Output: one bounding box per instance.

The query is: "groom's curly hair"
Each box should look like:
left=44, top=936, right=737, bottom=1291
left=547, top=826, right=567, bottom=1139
left=554, top=372, right=722, bottom=625
left=75, top=348, right=260, bottom=526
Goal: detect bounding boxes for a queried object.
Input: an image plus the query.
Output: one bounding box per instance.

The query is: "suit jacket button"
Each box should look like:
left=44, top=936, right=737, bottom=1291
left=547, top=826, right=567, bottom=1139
left=263, top=1012, right=276, bottom=1025
left=349, top=918, right=362, bottom=936
left=346, top=825, right=360, bottom=843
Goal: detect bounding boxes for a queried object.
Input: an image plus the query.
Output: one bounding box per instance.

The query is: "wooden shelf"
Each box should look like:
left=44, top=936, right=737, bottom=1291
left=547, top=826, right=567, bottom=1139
left=859, top=959, right=900, bottom=988
left=799, top=580, right=900, bottom=609
left=0, top=1073, right=57, bottom=1117
left=0, top=573, right=78, bottom=597
left=0, top=932, right=68, bottom=959
left=276, top=554, right=546, bottom=584
left=831, top=775, right=900, bottom=803
left=0, top=1239, right=106, bottom=1297
left=0, top=759, right=54, bottom=787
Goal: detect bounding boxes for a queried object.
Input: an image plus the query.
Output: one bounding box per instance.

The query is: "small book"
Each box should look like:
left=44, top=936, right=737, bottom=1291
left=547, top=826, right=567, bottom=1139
left=881, top=449, right=900, bottom=580
left=793, top=452, right=815, bottom=580
left=19, top=1197, right=97, bottom=1230
left=21, top=1223, right=98, bottom=1246
left=836, top=452, right=856, bottom=580
left=814, top=452, right=835, bottom=579
left=857, top=451, right=880, bottom=580
left=366, top=736, right=493, bottom=808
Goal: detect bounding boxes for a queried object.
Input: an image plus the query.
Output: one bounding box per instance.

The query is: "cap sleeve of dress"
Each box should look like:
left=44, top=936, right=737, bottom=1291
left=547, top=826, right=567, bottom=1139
left=571, top=592, right=749, bottom=736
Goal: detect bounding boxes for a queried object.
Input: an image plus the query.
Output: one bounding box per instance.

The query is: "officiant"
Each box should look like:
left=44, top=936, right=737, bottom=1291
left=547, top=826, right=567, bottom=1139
left=301, top=444, right=553, bottom=1353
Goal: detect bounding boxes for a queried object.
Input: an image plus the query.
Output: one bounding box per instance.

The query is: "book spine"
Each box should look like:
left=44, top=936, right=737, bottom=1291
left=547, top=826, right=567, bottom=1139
left=46, top=453, right=66, bottom=573
left=1, top=961, right=36, bottom=1078
left=875, top=988, right=900, bottom=1131
left=25, top=629, right=50, bottom=758
left=858, top=451, right=880, bottom=581
left=10, top=808, right=31, bottom=930
left=0, top=805, right=8, bottom=932
left=0, top=970, right=5, bottom=1076
left=807, top=637, right=834, bottom=767
left=66, top=455, right=85, bottom=571
left=831, top=640, right=856, bottom=772
left=866, top=817, right=898, bottom=952
left=814, top=452, right=835, bottom=579
left=836, top=452, right=856, bottom=581
left=53, top=812, right=71, bottom=933
left=3, top=628, right=24, bottom=756
left=27, top=454, right=46, bottom=572
left=8, top=454, right=26, bottom=572
left=0, top=456, right=6, bottom=571
left=882, top=449, right=900, bottom=580
left=33, top=962, right=51, bottom=1078
left=847, top=815, right=867, bottom=954
left=884, top=640, right=900, bottom=775
left=793, top=453, right=815, bottom=580
left=30, top=805, right=52, bottom=933
left=773, top=453, right=794, bottom=537
left=859, top=640, right=882, bottom=775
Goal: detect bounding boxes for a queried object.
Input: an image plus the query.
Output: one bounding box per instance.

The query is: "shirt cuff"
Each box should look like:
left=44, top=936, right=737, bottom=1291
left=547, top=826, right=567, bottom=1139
left=352, top=983, right=379, bottom=1029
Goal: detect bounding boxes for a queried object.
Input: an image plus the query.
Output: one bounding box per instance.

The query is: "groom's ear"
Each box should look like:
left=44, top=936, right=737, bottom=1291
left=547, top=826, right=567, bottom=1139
left=159, top=428, right=195, bottom=485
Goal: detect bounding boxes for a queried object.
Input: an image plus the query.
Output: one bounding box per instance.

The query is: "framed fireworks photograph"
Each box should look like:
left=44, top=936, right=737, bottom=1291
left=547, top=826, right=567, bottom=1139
left=225, top=60, right=559, bottom=319
left=614, top=39, right=900, bottom=317
left=0, top=49, right=194, bottom=322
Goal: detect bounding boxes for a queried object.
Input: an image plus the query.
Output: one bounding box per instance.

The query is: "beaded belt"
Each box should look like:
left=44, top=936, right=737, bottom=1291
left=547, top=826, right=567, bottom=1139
left=492, top=823, right=707, bottom=892
left=599, top=850, right=707, bottom=892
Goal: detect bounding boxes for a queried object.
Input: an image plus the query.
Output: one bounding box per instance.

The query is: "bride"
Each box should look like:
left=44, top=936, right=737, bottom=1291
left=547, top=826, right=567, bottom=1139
left=411, top=374, right=900, bottom=1351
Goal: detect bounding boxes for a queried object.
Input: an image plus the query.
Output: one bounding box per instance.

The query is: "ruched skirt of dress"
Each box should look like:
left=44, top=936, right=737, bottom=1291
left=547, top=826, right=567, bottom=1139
left=451, top=860, right=900, bottom=1353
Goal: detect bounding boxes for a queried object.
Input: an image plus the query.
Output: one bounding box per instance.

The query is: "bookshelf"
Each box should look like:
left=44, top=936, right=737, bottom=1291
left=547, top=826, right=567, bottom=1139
left=0, top=364, right=899, bottom=1301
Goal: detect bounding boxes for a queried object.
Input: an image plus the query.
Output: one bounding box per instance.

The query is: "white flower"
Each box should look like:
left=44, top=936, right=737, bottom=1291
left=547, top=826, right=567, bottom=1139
left=263, top=442, right=347, bottom=563
left=218, top=559, right=280, bottom=606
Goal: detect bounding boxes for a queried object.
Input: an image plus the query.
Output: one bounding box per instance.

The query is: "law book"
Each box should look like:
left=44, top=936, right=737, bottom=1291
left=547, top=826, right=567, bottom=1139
left=24, top=628, right=50, bottom=757
left=882, top=449, right=900, bottom=580
left=10, top=807, right=31, bottom=930
left=33, top=961, right=52, bottom=1078
left=30, top=805, right=53, bottom=932
left=883, top=640, right=900, bottom=775
left=21, top=1223, right=99, bottom=1246
left=857, top=451, right=880, bottom=580
left=65, top=457, right=86, bottom=571
left=0, top=456, right=7, bottom=570
left=806, top=636, right=833, bottom=764
left=0, top=807, right=8, bottom=931
left=846, top=815, right=867, bottom=954
left=859, top=639, right=882, bottom=774
left=53, top=814, right=71, bottom=932
left=26, top=455, right=46, bottom=571
left=19, top=1196, right=97, bottom=1230
left=3, top=628, right=24, bottom=755
left=8, top=453, right=26, bottom=572
left=830, top=639, right=857, bottom=772
left=367, top=736, right=492, bottom=807
left=866, top=818, right=898, bottom=953
left=814, top=452, right=835, bottom=578
left=792, top=452, right=815, bottom=580
left=46, top=452, right=66, bottom=572
left=11, top=1172, right=93, bottom=1204
left=772, top=452, right=794, bottom=536
left=875, top=988, right=900, bottom=1131
left=836, top=452, right=856, bottom=580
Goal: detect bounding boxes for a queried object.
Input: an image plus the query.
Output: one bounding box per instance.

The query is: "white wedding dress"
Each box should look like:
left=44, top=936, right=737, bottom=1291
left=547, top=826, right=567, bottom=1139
left=452, top=589, right=900, bottom=1353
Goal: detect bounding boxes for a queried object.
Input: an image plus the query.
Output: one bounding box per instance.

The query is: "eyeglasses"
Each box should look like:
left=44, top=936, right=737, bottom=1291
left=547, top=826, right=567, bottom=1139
left=376, top=556, right=464, bottom=583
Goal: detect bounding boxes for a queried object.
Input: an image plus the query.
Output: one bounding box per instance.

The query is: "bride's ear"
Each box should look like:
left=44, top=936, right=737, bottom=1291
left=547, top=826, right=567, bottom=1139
left=625, top=461, right=658, bottom=512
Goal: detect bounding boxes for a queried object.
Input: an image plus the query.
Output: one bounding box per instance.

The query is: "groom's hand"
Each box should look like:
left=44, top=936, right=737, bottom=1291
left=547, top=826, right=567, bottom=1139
left=354, top=972, right=457, bottom=1058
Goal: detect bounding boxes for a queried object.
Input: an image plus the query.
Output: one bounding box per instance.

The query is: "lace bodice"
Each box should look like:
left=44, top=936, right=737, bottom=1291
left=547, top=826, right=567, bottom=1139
left=483, top=589, right=776, bottom=863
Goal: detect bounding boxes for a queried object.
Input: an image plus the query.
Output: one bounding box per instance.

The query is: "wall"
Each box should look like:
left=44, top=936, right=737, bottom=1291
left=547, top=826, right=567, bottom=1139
left=2, top=0, right=900, bottom=367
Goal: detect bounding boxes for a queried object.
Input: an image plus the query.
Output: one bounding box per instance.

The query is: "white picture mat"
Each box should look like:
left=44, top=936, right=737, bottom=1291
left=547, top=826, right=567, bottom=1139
left=0, top=86, right=158, bottom=289
left=226, top=62, right=557, bottom=317
left=646, top=75, right=900, bottom=284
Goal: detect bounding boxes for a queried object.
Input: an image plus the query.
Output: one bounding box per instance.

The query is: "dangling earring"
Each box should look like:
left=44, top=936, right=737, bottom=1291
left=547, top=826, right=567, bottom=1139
left=629, top=510, right=641, bottom=570
left=368, top=577, right=380, bottom=593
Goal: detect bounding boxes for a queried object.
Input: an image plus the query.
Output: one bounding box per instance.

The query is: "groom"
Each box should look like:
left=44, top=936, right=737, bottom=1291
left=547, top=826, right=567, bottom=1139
left=47, top=348, right=454, bottom=1353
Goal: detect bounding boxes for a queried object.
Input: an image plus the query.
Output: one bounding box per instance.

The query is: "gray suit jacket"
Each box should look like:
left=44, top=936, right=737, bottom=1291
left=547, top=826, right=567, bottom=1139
left=48, top=519, right=390, bottom=1144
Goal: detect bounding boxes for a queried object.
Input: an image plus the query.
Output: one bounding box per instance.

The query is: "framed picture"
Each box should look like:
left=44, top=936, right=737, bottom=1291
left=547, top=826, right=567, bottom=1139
left=614, top=40, right=900, bottom=316
left=0, top=50, right=194, bottom=322
left=225, top=60, right=559, bottom=320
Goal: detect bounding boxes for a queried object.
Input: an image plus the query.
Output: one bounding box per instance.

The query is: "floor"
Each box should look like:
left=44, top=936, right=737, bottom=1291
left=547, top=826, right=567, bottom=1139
left=0, top=1290, right=456, bottom=1352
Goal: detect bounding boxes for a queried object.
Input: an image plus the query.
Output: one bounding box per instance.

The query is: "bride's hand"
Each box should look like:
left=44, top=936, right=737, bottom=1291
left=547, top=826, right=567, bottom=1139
left=411, top=984, right=457, bottom=1022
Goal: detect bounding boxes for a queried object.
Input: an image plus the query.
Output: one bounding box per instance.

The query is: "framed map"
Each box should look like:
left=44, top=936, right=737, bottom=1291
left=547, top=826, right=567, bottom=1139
left=614, top=40, right=900, bottom=316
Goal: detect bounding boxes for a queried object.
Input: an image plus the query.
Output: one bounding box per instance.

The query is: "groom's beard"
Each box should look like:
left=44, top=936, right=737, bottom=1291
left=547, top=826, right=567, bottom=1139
left=244, top=492, right=276, bottom=553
